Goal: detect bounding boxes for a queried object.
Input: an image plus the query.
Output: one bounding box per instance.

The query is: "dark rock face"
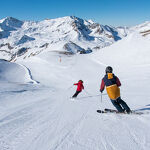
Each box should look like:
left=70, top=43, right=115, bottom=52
left=16, top=47, right=29, bottom=56
left=17, top=35, right=35, bottom=45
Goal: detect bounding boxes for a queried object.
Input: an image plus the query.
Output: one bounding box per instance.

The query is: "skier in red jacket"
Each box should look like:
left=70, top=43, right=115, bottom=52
left=72, top=80, right=84, bottom=98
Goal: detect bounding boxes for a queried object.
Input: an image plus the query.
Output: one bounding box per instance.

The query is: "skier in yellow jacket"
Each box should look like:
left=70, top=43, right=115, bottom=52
left=100, top=66, right=131, bottom=113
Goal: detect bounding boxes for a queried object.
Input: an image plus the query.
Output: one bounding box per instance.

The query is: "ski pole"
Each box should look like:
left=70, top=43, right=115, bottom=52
left=101, top=93, right=102, bottom=103
left=67, top=85, right=73, bottom=90
left=102, top=93, right=107, bottom=96
left=83, top=89, right=91, bottom=96
left=100, top=93, right=103, bottom=114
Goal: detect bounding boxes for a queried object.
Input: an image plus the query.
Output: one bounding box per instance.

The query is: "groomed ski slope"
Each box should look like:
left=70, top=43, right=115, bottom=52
left=0, top=33, right=150, bottom=150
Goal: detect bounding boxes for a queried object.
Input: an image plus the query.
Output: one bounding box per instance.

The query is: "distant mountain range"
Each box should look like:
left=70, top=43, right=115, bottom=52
left=0, top=16, right=150, bottom=61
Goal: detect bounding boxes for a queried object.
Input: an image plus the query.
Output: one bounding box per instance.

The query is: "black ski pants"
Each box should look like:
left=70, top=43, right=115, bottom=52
left=111, top=97, right=131, bottom=113
left=72, top=91, right=81, bottom=98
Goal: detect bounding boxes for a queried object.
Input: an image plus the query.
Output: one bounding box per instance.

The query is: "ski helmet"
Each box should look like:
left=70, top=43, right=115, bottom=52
left=105, top=66, right=113, bottom=73
left=79, top=80, right=83, bottom=83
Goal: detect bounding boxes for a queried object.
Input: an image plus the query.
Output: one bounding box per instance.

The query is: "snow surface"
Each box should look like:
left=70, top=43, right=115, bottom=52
left=0, top=31, right=150, bottom=150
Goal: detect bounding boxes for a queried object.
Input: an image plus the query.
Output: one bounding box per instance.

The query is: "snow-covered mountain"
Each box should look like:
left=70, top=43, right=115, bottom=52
left=131, top=21, right=150, bottom=38
left=0, top=16, right=150, bottom=61
left=0, top=16, right=128, bottom=61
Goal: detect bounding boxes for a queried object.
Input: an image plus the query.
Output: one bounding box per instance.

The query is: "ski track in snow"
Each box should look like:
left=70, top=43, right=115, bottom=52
left=0, top=96, right=61, bottom=150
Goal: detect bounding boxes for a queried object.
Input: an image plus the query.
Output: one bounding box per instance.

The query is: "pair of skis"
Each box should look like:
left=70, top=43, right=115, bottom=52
left=97, top=108, right=144, bottom=115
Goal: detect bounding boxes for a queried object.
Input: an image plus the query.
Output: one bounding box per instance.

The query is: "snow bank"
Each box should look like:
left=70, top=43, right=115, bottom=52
left=0, top=59, right=37, bottom=83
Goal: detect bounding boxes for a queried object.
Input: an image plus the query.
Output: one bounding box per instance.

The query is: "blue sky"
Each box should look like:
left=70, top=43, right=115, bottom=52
left=1, top=0, right=150, bottom=26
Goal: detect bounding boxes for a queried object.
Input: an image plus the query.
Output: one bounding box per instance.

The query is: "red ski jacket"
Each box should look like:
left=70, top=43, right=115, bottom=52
left=74, top=81, right=84, bottom=92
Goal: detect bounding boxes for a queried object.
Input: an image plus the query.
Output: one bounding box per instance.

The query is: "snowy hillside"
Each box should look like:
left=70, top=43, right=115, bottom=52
left=0, top=28, right=150, bottom=150
left=131, top=21, right=150, bottom=39
left=0, top=16, right=128, bottom=61
left=92, top=32, right=150, bottom=66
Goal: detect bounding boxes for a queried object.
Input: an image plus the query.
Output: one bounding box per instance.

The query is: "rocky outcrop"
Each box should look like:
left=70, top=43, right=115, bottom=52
left=0, top=43, right=13, bottom=50
left=17, top=35, right=35, bottom=45
left=63, top=41, right=85, bottom=53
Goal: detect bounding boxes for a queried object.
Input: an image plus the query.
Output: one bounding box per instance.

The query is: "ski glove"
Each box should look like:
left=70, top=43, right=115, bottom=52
left=100, top=89, right=103, bottom=93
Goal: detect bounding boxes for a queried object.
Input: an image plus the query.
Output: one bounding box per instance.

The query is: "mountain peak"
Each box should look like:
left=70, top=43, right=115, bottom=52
left=0, top=16, right=23, bottom=31
left=1, top=16, right=22, bottom=23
